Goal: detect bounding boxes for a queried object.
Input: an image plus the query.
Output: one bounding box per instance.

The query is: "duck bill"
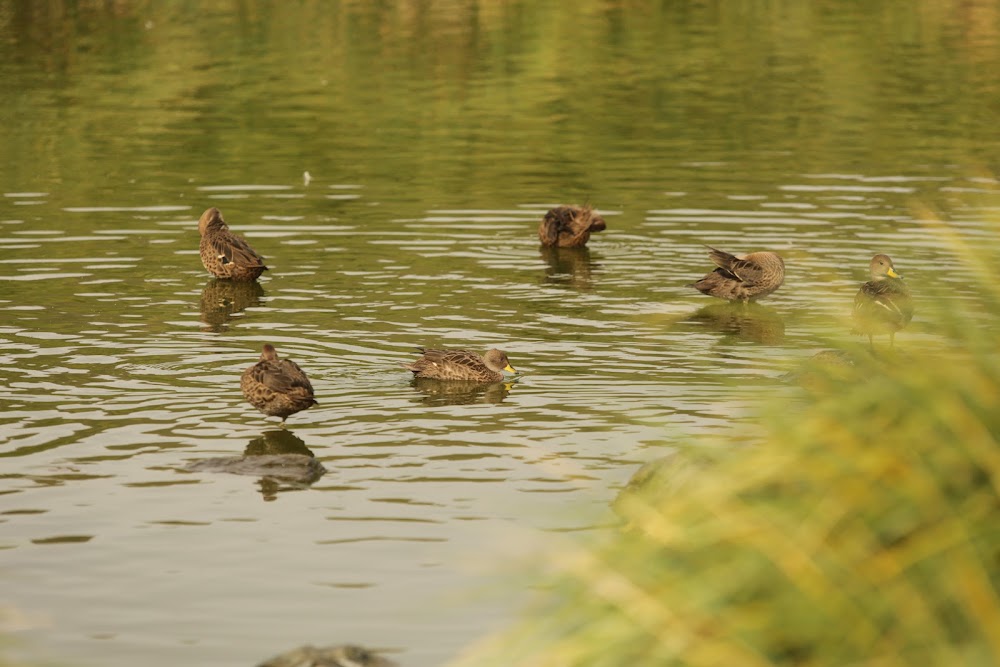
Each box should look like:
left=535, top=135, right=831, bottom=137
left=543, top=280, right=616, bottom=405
left=887, top=268, right=901, bottom=279
left=503, top=363, right=517, bottom=373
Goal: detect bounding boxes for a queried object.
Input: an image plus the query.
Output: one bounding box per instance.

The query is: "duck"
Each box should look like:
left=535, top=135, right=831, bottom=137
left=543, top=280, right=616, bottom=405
left=688, top=247, right=785, bottom=302
left=241, top=344, right=318, bottom=423
left=402, top=348, right=516, bottom=382
left=538, top=205, right=607, bottom=248
left=853, top=254, right=913, bottom=348
left=198, top=207, right=268, bottom=281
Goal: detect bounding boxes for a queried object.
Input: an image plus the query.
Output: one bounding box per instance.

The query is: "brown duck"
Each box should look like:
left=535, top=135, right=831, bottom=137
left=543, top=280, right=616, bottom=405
left=688, top=247, right=785, bottom=302
left=853, top=254, right=913, bottom=348
left=241, top=344, right=317, bottom=423
left=199, top=207, right=268, bottom=281
left=402, top=348, right=516, bottom=382
left=538, top=206, right=607, bottom=248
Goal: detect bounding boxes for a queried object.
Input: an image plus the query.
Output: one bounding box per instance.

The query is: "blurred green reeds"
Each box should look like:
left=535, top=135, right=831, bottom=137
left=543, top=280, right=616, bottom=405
left=453, top=223, right=1000, bottom=666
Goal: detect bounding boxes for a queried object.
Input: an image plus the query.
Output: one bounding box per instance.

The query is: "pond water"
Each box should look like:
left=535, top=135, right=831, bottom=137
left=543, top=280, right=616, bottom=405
left=2, top=2, right=999, bottom=666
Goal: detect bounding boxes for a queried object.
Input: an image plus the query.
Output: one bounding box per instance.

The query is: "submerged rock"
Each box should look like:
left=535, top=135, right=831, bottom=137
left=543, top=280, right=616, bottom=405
left=782, top=348, right=867, bottom=392
left=257, top=644, right=398, bottom=667
left=613, top=450, right=717, bottom=521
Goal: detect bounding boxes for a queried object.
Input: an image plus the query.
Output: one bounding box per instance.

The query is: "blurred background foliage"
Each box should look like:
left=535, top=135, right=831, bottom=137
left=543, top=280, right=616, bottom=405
left=2, top=0, right=999, bottom=204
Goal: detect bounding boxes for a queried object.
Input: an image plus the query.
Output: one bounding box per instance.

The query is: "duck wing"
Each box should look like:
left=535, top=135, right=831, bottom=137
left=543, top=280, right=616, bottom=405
left=208, top=232, right=267, bottom=269
left=254, top=360, right=315, bottom=397
left=706, top=247, right=764, bottom=283
left=439, top=349, right=488, bottom=372
left=856, top=279, right=913, bottom=322
left=406, top=348, right=487, bottom=374
left=538, top=213, right=561, bottom=246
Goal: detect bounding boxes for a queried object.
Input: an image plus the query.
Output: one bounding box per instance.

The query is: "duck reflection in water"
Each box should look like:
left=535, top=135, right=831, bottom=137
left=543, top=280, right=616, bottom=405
left=186, top=429, right=325, bottom=501
left=685, top=302, right=786, bottom=345
left=408, top=377, right=515, bottom=406
left=539, top=245, right=602, bottom=290
left=199, top=279, right=264, bottom=332
left=244, top=428, right=316, bottom=457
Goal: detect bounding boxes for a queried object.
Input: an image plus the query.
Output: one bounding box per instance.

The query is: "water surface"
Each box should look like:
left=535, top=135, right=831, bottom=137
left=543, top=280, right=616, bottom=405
left=2, top=2, right=999, bottom=666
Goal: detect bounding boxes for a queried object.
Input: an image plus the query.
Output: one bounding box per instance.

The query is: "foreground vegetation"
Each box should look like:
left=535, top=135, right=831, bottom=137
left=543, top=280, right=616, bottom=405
left=454, top=224, right=1000, bottom=666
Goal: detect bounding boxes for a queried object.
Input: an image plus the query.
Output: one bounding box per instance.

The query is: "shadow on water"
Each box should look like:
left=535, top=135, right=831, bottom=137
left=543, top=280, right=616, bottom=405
left=682, top=302, right=786, bottom=345
left=185, top=429, right=325, bottom=501
left=199, top=279, right=265, bottom=332
left=539, top=246, right=602, bottom=290
left=408, top=377, right=515, bottom=406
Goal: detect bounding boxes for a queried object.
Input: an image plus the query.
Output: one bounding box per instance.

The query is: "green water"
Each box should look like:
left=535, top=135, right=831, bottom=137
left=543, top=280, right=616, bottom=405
left=1, top=2, right=999, bottom=666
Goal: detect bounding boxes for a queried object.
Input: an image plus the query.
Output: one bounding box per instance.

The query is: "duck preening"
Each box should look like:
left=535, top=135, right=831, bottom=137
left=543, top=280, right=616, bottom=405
left=689, top=247, right=785, bottom=302
left=538, top=205, right=607, bottom=248
left=241, top=344, right=318, bottom=423
left=199, top=207, right=268, bottom=281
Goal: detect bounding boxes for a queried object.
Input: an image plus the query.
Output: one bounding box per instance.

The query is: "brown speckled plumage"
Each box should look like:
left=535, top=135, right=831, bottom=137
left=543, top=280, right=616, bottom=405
left=538, top=206, right=607, bottom=248
left=853, top=254, right=913, bottom=348
left=241, top=344, right=317, bottom=423
left=688, top=247, right=785, bottom=302
left=402, top=348, right=516, bottom=382
left=199, top=207, right=268, bottom=281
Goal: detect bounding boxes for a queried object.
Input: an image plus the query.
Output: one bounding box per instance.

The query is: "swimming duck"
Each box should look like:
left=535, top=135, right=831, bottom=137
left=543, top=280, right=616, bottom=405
left=241, top=344, right=317, bottom=423
left=402, top=348, right=516, bottom=382
left=853, top=254, right=913, bottom=348
left=538, top=205, right=607, bottom=248
left=688, top=247, right=785, bottom=302
left=199, top=207, right=268, bottom=281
